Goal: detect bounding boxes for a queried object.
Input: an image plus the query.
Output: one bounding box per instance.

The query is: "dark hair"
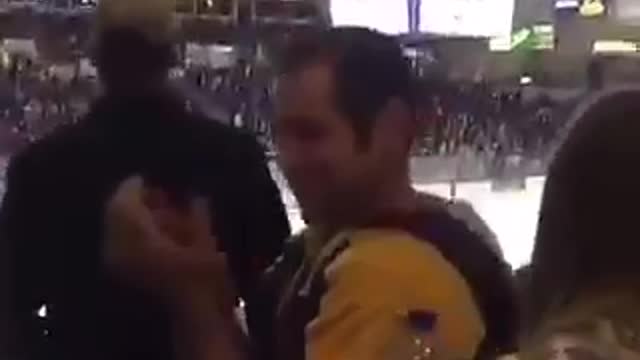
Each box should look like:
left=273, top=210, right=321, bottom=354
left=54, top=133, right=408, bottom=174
left=279, top=27, right=415, bottom=144
left=527, top=89, right=640, bottom=332
left=95, top=27, right=173, bottom=92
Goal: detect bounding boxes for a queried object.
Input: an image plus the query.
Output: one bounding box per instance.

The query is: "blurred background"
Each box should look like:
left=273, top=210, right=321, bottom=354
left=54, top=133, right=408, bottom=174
left=0, top=0, right=634, bottom=269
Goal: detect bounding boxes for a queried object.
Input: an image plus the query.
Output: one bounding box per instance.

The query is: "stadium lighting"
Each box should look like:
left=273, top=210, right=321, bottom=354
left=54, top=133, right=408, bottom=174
left=593, top=40, right=638, bottom=54
left=520, top=76, right=533, bottom=85
left=580, top=0, right=605, bottom=17
left=37, top=304, right=48, bottom=318
left=555, top=0, right=580, bottom=8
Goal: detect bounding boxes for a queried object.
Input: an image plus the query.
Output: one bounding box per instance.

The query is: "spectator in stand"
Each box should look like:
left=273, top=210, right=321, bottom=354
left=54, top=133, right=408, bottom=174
left=0, top=0, right=290, bottom=359
left=523, top=90, right=640, bottom=359
left=104, top=27, right=519, bottom=360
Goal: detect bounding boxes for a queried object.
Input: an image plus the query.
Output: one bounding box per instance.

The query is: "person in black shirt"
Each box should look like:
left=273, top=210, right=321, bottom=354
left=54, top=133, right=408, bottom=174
left=0, top=1, right=290, bottom=359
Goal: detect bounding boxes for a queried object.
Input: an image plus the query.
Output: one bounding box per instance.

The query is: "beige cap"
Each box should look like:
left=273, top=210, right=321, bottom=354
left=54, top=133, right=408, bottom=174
left=96, top=0, right=177, bottom=44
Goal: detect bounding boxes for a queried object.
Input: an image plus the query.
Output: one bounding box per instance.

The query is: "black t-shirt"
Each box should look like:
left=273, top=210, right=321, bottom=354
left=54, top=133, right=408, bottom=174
left=0, top=89, right=290, bottom=360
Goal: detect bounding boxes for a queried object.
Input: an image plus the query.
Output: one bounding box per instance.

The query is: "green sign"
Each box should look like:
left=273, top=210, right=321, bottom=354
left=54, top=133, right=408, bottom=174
left=490, top=24, right=554, bottom=52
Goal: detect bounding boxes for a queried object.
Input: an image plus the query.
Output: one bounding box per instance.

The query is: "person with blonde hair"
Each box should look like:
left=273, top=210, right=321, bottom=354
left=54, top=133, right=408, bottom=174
left=524, top=90, right=640, bottom=359
left=93, top=0, right=177, bottom=94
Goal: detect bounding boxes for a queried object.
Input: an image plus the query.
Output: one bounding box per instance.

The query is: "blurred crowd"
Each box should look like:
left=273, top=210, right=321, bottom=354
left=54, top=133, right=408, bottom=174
left=1, top=0, right=639, bottom=360
left=0, top=55, right=96, bottom=153
left=0, top=50, right=579, bottom=165
left=418, top=84, right=569, bottom=159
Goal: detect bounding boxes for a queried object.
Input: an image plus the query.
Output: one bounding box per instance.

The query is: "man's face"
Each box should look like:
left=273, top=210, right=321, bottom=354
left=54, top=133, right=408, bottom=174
left=274, top=64, right=382, bottom=226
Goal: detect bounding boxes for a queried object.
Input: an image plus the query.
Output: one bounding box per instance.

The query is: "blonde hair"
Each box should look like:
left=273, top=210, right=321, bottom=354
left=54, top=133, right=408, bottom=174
left=521, top=289, right=640, bottom=360
left=96, top=0, right=177, bottom=44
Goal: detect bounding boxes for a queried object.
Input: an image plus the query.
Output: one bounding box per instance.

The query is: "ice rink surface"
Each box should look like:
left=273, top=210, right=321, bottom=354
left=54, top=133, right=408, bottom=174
left=282, top=177, right=543, bottom=270
left=272, top=158, right=544, bottom=269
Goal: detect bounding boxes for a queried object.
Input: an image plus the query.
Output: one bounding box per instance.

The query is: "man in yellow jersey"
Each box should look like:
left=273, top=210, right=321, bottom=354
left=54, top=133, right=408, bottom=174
left=104, top=28, right=518, bottom=360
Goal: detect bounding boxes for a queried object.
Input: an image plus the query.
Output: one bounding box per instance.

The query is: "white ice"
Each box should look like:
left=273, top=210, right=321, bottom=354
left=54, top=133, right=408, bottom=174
left=283, top=177, right=544, bottom=270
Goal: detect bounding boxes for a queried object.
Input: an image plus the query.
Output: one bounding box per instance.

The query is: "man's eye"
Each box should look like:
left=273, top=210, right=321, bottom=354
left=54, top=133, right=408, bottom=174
left=295, top=125, right=326, bottom=141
